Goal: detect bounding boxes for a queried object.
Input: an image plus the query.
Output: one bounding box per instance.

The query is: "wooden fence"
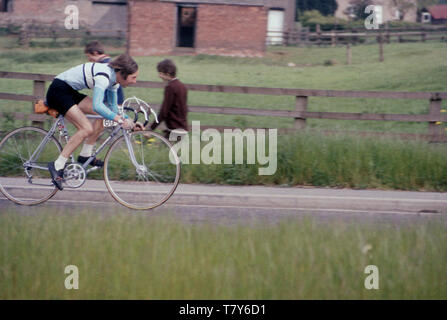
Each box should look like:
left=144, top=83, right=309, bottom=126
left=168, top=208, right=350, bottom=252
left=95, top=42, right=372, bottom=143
left=17, top=26, right=125, bottom=46
left=281, top=25, right=447, bottom=46
left=1, top=71, right=447, bottom=142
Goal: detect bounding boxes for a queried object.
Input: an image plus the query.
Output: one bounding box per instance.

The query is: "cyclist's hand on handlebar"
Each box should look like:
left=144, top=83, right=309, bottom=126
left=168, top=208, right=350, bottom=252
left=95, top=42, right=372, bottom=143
left=133, top=122, right=144, bottom=132
left=122, top=118, right=134, bottom=130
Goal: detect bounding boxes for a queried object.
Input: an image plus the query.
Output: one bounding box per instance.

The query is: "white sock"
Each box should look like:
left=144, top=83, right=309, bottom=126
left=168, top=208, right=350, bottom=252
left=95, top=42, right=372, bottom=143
left=54, top=155, right=68, bottom=171
left=79, top=144, right=94, bottom=157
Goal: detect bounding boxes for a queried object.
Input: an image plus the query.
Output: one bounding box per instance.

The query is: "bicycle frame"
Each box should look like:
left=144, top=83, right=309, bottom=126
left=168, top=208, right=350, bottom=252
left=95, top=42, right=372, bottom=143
left=24, top=98, right=157, bottom=185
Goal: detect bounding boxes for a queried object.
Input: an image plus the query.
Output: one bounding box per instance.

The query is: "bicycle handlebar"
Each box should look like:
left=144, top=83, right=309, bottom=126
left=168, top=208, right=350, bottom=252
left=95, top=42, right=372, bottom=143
left=121, top=97, right=159, bottom=128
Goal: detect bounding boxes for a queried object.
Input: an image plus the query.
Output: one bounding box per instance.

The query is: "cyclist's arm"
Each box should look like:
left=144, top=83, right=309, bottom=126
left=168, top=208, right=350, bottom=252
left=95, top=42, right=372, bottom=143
left=106, top=86, right=129, bottom=120
left=92, top=86, right=118, bottom=121
left=106, top=88, right=119, bottom=115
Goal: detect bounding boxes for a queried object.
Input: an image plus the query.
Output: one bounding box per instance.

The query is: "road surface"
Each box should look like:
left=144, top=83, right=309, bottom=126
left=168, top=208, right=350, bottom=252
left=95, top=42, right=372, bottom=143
left=1, top=178, right=446, bottom=224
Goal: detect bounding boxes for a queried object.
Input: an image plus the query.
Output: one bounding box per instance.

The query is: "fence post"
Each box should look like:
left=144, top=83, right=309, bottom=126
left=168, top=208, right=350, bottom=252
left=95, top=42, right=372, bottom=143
left=421, top=32, right=426, bottom=42
left=316, top=24, right=321, bottom=46
left=379, top=31, right=384, bottom=62
left=385, top=23, right=390, bottom=44
left=428, top=98, right=442, bottom=142
left=33, top=80, right=46, bottom=127
left=19, top=24, right=29, bottom=47
left=294, top=96, right=308, bottom=131
left=346, top=41, right=352, bottom=65
left=331, top=29, right=336, bottom=47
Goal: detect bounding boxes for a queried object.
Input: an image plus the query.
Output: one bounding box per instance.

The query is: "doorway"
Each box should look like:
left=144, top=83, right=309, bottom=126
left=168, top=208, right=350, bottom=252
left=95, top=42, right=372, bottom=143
left=267, top=9, right=284, bottom=45
left=177, top=5, right=197, bottom=48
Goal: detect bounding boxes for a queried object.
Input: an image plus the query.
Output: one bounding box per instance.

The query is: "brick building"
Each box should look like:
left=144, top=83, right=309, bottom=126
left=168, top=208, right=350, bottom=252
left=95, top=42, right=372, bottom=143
left=422, top=5, right=447, bottom=24
left=0, top=0, right=127, bottom=31
left=128, top=0, right=296, bottom=57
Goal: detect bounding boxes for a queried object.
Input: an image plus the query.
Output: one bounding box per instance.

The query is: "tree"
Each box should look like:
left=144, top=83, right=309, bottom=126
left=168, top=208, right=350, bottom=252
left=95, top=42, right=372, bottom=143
left=345, top=0, right=374, bottom=20
left=296, top=0, right=338, bottom=17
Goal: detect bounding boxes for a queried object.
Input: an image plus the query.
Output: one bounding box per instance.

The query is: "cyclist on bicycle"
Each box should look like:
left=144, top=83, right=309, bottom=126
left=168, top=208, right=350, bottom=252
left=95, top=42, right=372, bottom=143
left=45, top=53, right=138, bottom=190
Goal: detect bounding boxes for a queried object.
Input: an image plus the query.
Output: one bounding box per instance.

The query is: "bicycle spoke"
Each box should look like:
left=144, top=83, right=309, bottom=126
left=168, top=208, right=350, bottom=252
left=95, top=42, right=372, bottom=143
left=104, top=131, right=180, bottom=210
left=0, top=127, right=61, bottom=205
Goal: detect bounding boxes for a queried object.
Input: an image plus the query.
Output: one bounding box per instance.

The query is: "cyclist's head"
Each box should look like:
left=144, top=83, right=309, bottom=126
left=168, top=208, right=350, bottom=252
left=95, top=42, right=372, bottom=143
left=84, top=41, right=106, bottom=62
left=109, top=54, right=139, bottom=87
left=157, top=59, right=177, bottom=79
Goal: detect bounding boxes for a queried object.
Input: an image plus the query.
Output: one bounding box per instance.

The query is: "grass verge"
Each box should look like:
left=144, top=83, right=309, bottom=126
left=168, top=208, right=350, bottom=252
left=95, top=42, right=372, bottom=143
left=0, top=208, right=446, bottom=299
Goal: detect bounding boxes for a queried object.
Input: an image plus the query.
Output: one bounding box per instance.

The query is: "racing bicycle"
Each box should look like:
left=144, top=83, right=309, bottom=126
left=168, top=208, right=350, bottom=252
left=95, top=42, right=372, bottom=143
left=0, top=97, right=181, bottom=210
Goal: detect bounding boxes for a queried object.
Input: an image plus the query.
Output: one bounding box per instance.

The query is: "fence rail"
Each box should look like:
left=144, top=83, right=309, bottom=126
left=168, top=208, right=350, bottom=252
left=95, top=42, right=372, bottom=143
left=0, top=71, right=446, bottom=142
left=281, top=25, right=447, bottom=46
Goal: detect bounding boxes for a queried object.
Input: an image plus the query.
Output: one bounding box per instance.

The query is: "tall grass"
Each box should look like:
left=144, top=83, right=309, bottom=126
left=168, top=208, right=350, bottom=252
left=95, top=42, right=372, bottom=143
left=0, top=208, right=446, bottom=299
left=180, top=131, right=447, bottom=191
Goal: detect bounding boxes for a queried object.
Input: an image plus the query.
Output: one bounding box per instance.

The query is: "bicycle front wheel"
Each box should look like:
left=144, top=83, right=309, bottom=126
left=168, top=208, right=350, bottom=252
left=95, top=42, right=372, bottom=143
left=104, top=130, right=181, bottom=210
left=0, top=126, right=62, bottom=205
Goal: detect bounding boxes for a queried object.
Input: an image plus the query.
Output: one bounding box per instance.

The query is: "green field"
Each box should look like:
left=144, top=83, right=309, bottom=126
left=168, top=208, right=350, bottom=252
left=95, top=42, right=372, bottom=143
left=0, top=41, right=446, bottom=132
left=0, top=208, right=446, bottom=299
left=1, top=40, right=447, bottom=190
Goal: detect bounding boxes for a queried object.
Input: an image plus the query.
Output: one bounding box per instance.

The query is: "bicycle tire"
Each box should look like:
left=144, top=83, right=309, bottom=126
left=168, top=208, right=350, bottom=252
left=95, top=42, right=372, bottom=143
left=0, top=126, right=62, bottom=205
left=103, top=130, right=181, bottom=210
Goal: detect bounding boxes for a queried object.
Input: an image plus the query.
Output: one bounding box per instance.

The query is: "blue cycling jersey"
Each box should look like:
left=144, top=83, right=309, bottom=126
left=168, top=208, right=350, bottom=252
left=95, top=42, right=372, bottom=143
left=56, top=63, right=120, bottom=121
left=99, top=57, right=125, bottom=105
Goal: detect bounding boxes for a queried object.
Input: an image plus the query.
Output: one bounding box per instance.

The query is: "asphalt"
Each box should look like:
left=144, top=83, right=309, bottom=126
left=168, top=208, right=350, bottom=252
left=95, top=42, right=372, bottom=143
left=1, top=177, right=446, bottom=214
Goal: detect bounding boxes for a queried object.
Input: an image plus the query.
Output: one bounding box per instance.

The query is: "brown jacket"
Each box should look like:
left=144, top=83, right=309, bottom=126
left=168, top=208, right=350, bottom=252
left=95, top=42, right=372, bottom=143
left=151, top=78, right=188, bottom=131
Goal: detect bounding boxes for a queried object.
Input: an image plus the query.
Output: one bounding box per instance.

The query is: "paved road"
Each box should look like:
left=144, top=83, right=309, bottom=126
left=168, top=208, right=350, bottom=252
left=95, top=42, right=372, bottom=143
left=1, top=178, right=446, bottom=224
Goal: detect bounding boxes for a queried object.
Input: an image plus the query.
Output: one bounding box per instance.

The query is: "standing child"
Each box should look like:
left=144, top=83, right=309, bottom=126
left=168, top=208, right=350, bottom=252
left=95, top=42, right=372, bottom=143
left=150, top=59, right=188, bottom=139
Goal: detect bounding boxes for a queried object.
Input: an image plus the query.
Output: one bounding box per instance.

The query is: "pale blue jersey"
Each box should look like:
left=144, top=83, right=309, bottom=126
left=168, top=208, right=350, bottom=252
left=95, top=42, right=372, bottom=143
left=55, top=62, right=121, bottom=121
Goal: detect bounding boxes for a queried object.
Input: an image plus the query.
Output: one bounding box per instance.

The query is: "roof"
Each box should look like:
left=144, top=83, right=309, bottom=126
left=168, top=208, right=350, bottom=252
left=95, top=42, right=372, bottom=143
left=428, top=5, right=447, bottom=20
left=158, top=0, right=269, bottom=6
left=132, top=0, right=293, bottom=8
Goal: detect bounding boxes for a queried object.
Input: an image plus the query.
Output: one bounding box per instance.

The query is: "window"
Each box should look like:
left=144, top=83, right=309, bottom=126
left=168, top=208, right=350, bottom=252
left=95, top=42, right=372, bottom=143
left=1, top=0, right=13, bottom=12
left=176, top=5, right=197, bottom=48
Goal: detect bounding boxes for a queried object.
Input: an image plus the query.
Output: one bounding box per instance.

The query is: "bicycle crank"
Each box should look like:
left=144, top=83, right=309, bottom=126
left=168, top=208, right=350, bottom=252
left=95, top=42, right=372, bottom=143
left=64, top=163, right=86, bottom=188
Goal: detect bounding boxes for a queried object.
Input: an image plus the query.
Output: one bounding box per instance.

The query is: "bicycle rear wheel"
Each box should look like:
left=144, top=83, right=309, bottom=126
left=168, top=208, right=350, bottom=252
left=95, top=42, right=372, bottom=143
left=0, top=126, right=62, bottom=205
left=103, top=130, right=181, bottom=210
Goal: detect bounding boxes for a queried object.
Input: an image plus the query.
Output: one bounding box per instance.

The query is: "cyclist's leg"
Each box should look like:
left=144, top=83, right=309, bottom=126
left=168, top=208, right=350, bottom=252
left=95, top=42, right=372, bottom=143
left=75, top=97, right=105, bottom=166
left=62, top=104, right=95, bottom=158
left=77, top=96, right=104, bottom=144
left=48, top=103, right=93, bottom=190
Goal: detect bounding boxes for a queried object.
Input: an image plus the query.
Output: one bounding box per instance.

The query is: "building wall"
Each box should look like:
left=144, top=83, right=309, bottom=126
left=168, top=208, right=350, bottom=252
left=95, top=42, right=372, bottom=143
left=128, top=0, right=268, bottom=57
left=162, top=0, right=295, bottom=31
left=128, top=0, right=175, bottom=56
left=0, top=0, right=79, bottom=25
left=0, top=0, right=126, bottom=31
left=335, top=0, right=417, bottom=23
left=195, top=4, right=267, bottom=57
left=89, top=2, right=127, bottom=32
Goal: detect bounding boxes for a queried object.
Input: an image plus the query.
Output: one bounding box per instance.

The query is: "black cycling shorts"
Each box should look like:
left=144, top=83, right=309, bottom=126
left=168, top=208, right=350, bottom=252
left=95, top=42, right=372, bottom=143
left=46, top=78, right=87, bottom=116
